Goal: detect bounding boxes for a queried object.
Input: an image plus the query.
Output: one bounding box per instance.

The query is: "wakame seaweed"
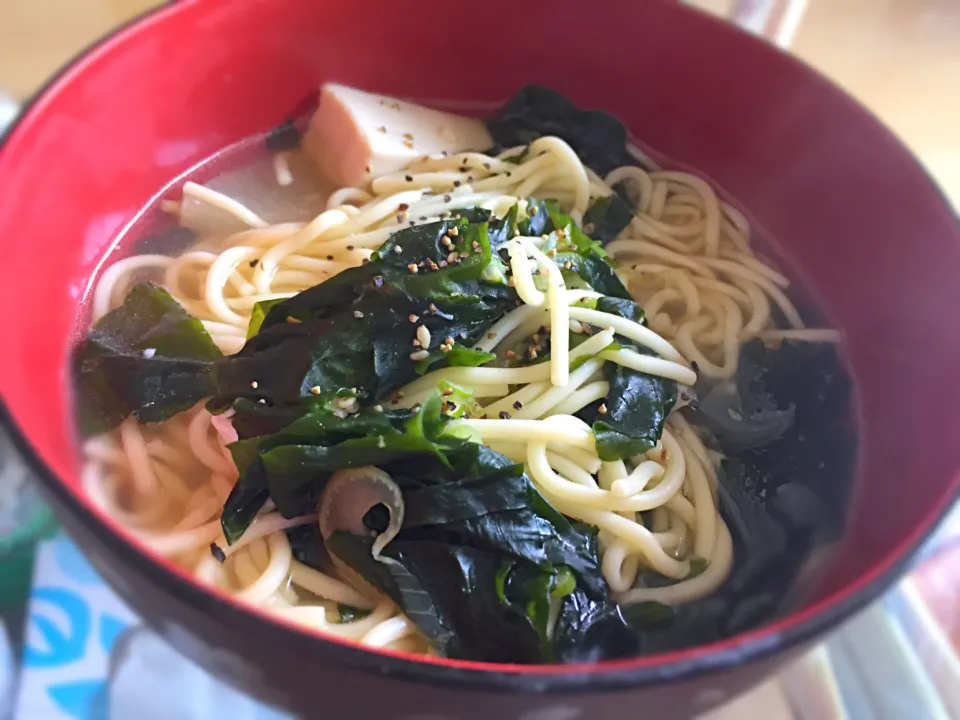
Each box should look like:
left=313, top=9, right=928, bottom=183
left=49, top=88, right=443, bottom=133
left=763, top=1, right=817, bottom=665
left=572, top=296, right=679, bottom=461
left=488, top=85, right=635, bottom=176
left=72, top=284, right=224, bottom=436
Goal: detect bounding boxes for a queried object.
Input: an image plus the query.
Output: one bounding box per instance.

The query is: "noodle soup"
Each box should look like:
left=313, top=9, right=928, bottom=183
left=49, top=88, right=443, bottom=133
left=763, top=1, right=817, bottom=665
left=72, top=85, right=856, bottom=663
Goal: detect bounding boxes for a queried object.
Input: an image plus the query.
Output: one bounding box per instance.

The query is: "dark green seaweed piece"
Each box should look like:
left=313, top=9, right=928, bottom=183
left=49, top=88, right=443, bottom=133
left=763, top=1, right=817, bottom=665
left=72, top=283, right=223, bottom=436
left=488, top=85, right=634, bottom=176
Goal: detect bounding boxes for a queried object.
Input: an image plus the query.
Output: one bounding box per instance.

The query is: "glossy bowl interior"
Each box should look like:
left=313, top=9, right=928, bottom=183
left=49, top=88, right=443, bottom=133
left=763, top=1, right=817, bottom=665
left=1, top=1, right=958, bottom=718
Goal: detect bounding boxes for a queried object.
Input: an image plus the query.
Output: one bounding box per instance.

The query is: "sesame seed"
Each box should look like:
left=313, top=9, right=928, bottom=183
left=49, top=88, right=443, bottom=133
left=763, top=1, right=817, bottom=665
left=403, top=132, right=414, bottom=140
left=487, top=332, right=496, bottom=339
left=408, top=314, right=419, bottom=323
left=410, top=349, right=430, bottom=361
left=416, top=325, right=432, bottom=347
left=441, top=236, right=453, bottom=247
left=403, top=140, right=414, bottom=149
left=353, top=310, right=364, bottom=318
left=429, top=304, right=439, bottom=314
left=447, top=252, right=459, bottom=263
left=286, top=316, right=301, bottom=324
left=483, top=162, right=491, bottom=169
left=378, top=126, right=387, bottom=133
left=407, top=263, right=419, bottom=273
left=210, top=543, right=226, bottom=563
left=598, top=403, right=608, bottom=415
left=337, top=396, right=360, bottom=412
left=439, top=260, right=448, bottom=268
left=499, top=411, right=511, bottom=419
left=513, top=401, right=523, bottom=410
left=373, top=404, right=384, bottom=413
left=310, top=386, right=321, bottom=395
left=412, top=339, right=421, bottom=347
left=142, top=348, right=156, bottom=359
left=448, top=226, right=459, bottom=236
left=528, top=348, right=539, bottom=360
left=445, top=336, right=454, bottom=345
left=505, top=350, right=516, bottom=360
left=459, top=331, right=467, bottom=339
left=250, top=381, right=259, bottom=389
left=393, top=245, right=403, bottom=254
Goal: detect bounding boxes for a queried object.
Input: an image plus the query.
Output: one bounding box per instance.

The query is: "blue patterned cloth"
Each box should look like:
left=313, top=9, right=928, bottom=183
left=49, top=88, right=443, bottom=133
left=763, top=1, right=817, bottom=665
left=15, top=533, right=289, bottom=720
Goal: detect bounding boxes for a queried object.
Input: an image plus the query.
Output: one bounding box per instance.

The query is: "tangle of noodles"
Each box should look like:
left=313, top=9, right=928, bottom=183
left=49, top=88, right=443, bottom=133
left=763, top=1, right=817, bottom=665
left=82, top=131, right=839, bottom=657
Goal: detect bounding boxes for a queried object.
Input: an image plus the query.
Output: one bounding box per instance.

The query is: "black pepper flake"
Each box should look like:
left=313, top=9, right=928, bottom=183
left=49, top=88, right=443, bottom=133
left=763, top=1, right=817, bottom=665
left=326, top=255, right=334, bottom=260
left=505, top=171, right=512, bottom=177
left=398, top=203, right=409, bottom=211
left=691, top=361, right=700, bottom=373
left=249, top=259, right=259, bottom=268
left=499, top=411, right=511, bottom=419
left=453, top=180, right=461, bottom=188
left=443, top=194, right=452, bottom=202
left=373, top=275, right=385, bottom=288
left=483, top=162, right=491, bottom=169
left=513, top=401, right=523, bottom=410
left=446, top=401, right=457, bottom=411
left=210, top=543, right=226, bottom=563
left=346, top=245, right=355, bottom=251
left=405, top=175, right=414, bottom=182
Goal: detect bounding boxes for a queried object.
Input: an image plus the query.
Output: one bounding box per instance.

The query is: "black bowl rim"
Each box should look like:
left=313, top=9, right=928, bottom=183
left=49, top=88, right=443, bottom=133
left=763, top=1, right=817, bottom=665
left=2, top=0, right=959, bottom=695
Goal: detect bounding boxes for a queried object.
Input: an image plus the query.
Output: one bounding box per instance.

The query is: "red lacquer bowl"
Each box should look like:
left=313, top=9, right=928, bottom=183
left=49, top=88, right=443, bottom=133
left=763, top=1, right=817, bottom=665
left=1, top=1, right=957, bottom=718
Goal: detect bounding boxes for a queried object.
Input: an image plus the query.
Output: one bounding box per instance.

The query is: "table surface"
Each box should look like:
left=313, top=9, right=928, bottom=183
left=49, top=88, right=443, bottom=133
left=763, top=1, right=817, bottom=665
left=0, top=1, right=957, bottom=718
